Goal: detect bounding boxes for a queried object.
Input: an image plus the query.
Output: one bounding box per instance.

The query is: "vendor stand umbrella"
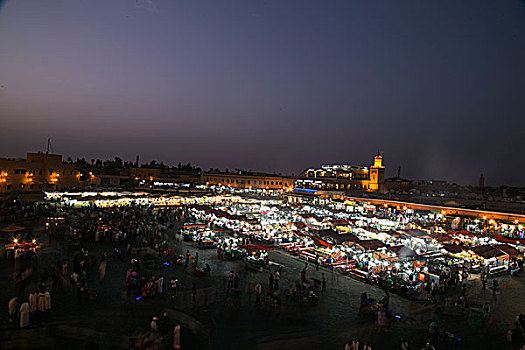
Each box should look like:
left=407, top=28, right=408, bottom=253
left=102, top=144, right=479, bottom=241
left=0, top=225, right=26, bottom=233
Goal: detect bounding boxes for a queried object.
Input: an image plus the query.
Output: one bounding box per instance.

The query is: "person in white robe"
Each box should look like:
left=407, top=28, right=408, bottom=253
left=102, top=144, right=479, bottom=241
left=173, top=321, right=181, bottom=349
left=44, top=291, right=51, bottom=311
left=99, top=260, right=107, bottom=281
left=19, top=302, right=29, bottom=328
left=8, top=297, right=19, bottom=323
left=37, top=291, right=46, bottom=312
left=29, top=292, right=37, bottom=313
left=157, top=276, right=164, bottom=294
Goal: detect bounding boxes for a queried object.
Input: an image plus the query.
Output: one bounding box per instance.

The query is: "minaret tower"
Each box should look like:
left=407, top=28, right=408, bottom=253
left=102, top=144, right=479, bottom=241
left=369, top=151, right=385, bottom=192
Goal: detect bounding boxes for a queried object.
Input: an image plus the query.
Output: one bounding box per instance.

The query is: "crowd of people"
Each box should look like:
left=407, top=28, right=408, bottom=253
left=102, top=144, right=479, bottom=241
left=2, top=197, right=524, bottom=349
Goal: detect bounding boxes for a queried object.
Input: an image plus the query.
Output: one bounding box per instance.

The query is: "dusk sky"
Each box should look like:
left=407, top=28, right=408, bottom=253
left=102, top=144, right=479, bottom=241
left=1, top=0, right=524, bottom=186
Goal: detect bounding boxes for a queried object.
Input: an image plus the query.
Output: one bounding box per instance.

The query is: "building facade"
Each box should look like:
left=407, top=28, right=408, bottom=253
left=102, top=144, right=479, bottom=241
left=295, top=155, right=385, bottom=193
left=204, top=171, right=294, bottom=190
left=0, top=153, right=80, bottom=193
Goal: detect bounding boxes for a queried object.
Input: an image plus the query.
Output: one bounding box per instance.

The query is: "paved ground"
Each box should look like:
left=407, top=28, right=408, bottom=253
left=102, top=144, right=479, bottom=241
left=0, top=221, right=523, bottom=349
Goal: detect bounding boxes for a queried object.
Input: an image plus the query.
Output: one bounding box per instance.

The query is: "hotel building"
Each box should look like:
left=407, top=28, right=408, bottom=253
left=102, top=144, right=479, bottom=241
left=295, top=155, right=385, bottom=193
left=203, top=171, right=294, bottom=190
left=0, top=153, right=80, bottom=193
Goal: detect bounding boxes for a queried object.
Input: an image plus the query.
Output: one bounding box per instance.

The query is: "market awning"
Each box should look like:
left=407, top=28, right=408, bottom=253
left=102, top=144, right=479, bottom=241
left=471, top=245, right=508, bottom=260
left=311, top=236, right=332, bottom=248
left=0, top=225, right=26, bottom=233
left=493, top=235, right=525, bottom=245
left=388, top=245, right=417, bottom=258
left=441, top=243, right=465, bottom=254
left=355, top=239, right=384, bottom=251
left=239, top=244, right=277, bottom=253
left=494, top=244, right=520, bottom=257
left=183, top=224, right=207, bottom=229
left=314, top=229, right=357, bottom=244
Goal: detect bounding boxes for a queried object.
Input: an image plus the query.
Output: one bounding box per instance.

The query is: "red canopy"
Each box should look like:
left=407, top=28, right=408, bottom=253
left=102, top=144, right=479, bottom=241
left=493, top=235, right=525, bottom=245
left=311, top=236, right=332, bottom=248
left=239, top=244, right=277, bottom=253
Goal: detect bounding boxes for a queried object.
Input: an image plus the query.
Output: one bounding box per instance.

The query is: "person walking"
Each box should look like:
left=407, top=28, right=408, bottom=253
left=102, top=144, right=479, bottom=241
left=44, top=291, right=51, bottom=312
left=274, top=270, right=280, bottom=290
left=191, top=282, right=197, bottom=305
left=377, top=305, right=387, bottom=332
left=173, top=321, right=181, bottom=349
left=481, top=273, right=488, bottom=290
left=157, top=275, right=164, bottom=294
left=160, top=312, right=171, bottom=335
left=20, top=302, right=29, bottom=328
left=185, top=250, right=190, bottom=268
left=492, top=278, right=499, bottom=297
left=255, top=282, right=262, bottom=305
left=29, top=291, right=37, bottom=316
left=37, top=290, right=46, bottom=313
left=150, top=316, right=158, bottom=332
left=171, top=278, right=178, bottom=298
left=349, top=337, right=359, bottom=350
left=227, top=271, right=234, bottom=291
left=322, top=273, right=327, bottom=292
left=99, top=260, right=107, bottom=282
left=269, top=272, right=274, bottom=290
left=234, top=272, right=240, bottom=290
left=8, top=297, right=19, bottom=323
left=76, top=282, right=84, bottom=306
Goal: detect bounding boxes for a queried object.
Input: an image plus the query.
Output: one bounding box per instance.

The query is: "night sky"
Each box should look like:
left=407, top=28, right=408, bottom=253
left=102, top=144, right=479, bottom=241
left=1, top=1, right=524, bottom=186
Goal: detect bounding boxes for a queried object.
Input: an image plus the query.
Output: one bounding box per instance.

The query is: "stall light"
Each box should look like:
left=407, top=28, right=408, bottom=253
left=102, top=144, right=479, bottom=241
left=13, top=238, right=18, bottom=244
left=32, top=239, right=36, bottom=244
left=483, top=215, right=487, bottom=220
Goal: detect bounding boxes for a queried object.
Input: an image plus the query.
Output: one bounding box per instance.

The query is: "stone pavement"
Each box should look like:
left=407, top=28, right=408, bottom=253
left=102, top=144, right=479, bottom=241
left=1, top=225, right=524, bottom=349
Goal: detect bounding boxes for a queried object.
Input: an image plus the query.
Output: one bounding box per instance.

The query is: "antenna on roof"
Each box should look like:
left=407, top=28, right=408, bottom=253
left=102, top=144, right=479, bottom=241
left=46, top=138, right=54, bottom=154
